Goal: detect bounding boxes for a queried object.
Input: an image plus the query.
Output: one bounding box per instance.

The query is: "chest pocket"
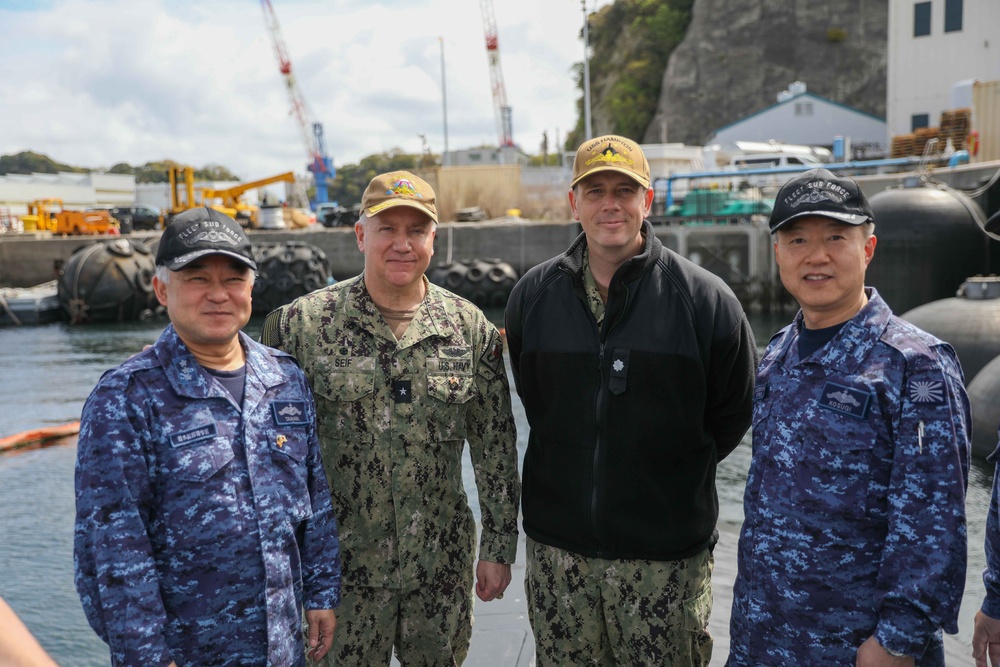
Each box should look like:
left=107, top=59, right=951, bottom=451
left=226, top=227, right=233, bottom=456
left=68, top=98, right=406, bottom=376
left=264, top=425, right=313, bottom=524
left=790, top=409, right=876, bottom=520
left=312, top=357, right=376, bottom=443
left=167, top=425, right=235, bottom=483
left=159, top=430, right=241, bottom=546
left=421, top=354, right=476, bottom=443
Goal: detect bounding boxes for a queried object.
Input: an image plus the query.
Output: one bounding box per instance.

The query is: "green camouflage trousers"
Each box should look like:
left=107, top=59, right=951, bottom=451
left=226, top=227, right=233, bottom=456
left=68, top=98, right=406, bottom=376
left=526, top=538, right=714, bottom=666
left=310, top=569, right=474, bottom=667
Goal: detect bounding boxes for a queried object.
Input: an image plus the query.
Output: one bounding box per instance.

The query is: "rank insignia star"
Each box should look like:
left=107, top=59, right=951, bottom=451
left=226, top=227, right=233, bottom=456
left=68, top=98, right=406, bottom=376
left=393, top=379, right=412, bottom=403
left=612, top=359, right=625, bottom=372
left=276, top=434, right=287, bottom=449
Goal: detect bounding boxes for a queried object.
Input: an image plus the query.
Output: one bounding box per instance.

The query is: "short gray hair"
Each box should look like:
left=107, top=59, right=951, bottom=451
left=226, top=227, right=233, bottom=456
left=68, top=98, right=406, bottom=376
left=154, top=263, right=256, bottom=286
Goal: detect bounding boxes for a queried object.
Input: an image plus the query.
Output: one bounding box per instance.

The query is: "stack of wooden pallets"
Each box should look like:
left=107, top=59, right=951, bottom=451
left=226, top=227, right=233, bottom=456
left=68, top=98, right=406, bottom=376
left=940, top=108, right=972, bottom=151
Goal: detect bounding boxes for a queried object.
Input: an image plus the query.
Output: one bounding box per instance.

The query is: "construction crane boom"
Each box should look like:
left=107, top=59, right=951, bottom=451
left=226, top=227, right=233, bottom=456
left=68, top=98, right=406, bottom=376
left=261, top=0, right=334, bottom=207
left=480, top=0, right=514, bottom=148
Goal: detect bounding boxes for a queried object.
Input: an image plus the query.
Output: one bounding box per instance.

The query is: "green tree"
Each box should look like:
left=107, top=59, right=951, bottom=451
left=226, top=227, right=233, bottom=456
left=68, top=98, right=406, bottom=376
left=0, top=151, right=86, bottom=175
left=327, top=149, right=422, bottom=207
left=566, top=0, right=692, bottom=150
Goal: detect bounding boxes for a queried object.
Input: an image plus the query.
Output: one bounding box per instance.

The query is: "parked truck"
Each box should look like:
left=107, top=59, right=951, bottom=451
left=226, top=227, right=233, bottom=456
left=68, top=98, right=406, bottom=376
left=20, top=199, right=119, bottom=235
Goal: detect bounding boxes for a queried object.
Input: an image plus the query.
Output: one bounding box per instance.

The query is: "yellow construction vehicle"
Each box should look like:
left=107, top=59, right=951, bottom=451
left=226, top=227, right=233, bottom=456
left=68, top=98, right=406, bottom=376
left=20, top=199, right=119, bottom=235
left=167, top=166, right=296, bottom=227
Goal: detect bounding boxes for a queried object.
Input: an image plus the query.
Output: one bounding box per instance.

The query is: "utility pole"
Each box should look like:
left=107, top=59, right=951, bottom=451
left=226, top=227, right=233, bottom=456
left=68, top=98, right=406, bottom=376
left=581, top=0, right=593, bottom=140
left=439, top=37, right=450, bottom=167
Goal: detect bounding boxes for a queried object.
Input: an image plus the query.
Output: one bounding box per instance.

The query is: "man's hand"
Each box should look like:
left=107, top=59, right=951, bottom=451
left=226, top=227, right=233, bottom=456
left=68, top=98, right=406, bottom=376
left=475, top=559, right=512, bottom=602
left=856, top=636, right=914, bottom=666
left=974, top=609, right=1000, bottom=666
left=305, top=609, right=337, bottom=662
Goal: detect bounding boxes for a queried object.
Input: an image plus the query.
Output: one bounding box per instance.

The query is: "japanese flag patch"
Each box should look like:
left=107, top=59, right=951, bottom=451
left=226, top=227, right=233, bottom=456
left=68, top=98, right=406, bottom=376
left=909, top=379, right=945, bottom=405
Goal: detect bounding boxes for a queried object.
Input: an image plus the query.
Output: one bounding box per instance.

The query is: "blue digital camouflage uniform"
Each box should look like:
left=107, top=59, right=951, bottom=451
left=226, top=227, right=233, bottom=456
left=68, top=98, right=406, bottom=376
left=982, top=423, right=1000, bottom=620
left=728, top=289, right=970, bottom=666
left=260, top=275, right=520, bottom=665
left=74, top=325, right=341, bottom=667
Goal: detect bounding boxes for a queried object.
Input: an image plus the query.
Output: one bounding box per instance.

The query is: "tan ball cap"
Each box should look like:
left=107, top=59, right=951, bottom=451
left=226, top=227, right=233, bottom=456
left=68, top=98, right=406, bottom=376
left=361, top=170, right=438, bottom=223
left=571, top=135, right=650, bottom=189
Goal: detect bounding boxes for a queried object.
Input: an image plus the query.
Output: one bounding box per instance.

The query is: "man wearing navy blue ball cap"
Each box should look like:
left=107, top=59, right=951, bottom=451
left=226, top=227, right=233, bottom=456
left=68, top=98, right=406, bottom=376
left=727, top=169, right=971, bottom=666
left=75, top=206, right=342, bottom=667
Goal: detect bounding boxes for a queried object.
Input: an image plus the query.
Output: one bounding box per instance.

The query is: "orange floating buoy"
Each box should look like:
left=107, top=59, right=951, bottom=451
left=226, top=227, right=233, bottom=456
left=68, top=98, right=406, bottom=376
left=0, top=421, right=81, bottom=453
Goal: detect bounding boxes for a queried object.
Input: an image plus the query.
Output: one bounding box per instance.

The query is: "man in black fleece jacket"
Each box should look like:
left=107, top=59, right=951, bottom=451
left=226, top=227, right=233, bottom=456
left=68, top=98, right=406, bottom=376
left=505, top=134, right=756, bottom=666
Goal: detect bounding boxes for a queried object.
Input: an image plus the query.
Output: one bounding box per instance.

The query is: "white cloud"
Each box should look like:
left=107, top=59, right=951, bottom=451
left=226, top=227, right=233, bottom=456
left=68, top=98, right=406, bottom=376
left=0, top=0, right=608, bottom=181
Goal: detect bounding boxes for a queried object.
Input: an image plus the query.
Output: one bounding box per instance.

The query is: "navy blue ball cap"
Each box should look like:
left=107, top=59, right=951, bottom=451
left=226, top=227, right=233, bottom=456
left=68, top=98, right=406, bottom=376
left=769, top=168, right=874, bottom=233
left=156, top=207, right=257, bottom=271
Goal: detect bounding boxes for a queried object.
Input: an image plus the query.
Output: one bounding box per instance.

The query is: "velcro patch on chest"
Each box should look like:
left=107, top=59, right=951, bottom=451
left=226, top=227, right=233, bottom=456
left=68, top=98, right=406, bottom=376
left=817, top=381, right=871, bottom=419
left=754, top=383, right=768, bottom=401
left=393, top=379, right=412, bottom=404
left=169, top=423, right=218, bottom=448
left=428, top=356, right=473, bottom=374
left=272, top=401, right=309, bottom=426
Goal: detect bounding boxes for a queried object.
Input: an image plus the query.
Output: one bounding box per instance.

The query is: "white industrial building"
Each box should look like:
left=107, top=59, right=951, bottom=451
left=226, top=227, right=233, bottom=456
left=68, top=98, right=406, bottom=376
left=0, top=172, right=261, bottom=230
left=887, top=0, right=1000, bottom=136
left=0, top=172, right=135, bottom=216
left=444, top=145, right=530, bottom=167
left=705, top=82, right=888, bottom=157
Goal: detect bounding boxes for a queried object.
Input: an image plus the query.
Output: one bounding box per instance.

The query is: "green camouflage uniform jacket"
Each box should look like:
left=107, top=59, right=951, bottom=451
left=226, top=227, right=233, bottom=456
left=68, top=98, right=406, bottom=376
left=261, top=275, right=520, bottom=590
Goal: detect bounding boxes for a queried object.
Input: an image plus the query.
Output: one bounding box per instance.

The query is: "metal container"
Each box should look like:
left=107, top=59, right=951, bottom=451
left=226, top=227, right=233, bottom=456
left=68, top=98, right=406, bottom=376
left=257, top=205, right=285, bottom=229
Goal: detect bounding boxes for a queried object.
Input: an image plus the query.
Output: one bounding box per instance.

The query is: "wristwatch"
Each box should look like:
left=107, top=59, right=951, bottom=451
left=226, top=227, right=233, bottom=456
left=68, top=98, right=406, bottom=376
left=884, top=645, right=908, bottom=658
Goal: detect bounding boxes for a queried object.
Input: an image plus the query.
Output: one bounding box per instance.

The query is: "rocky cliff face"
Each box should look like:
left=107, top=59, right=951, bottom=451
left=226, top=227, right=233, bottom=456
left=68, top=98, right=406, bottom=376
left=640, top=0, right=887, bottom=146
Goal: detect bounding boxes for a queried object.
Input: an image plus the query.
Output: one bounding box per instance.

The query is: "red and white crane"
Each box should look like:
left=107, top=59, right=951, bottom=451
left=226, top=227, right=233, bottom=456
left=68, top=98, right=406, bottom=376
left=480, top=0, right=514, bottom=148
left=260, top=0, right=334, bottom=206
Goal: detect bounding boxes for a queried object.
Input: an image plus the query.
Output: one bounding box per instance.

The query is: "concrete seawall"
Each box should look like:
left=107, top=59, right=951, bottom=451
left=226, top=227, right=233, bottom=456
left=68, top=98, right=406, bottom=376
left=0, top=221, right=585, bottom=287
left=0, top=219, right=792, bottom=313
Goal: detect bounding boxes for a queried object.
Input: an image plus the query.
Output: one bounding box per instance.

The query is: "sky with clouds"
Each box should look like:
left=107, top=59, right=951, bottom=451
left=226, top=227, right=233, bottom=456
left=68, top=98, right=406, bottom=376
left=0, top=0, right=611, bottom=181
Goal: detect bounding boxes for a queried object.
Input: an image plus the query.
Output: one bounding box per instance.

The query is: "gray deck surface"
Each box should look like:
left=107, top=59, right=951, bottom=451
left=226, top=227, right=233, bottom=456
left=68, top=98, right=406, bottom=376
left=391, top=522, right=975, bottom=666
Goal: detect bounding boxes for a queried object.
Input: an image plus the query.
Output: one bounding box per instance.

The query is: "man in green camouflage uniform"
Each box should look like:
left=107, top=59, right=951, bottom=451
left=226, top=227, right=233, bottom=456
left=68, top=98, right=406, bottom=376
left=260, top=171, right=520, bottom=666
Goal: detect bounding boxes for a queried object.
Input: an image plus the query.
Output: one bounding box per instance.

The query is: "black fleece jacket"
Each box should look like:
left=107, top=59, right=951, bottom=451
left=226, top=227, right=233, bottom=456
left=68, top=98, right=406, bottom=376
left=505, top=221, right=756, bottom=560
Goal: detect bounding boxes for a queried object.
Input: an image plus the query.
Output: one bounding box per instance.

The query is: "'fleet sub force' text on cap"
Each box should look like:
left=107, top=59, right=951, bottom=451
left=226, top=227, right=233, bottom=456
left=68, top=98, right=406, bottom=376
left=768, top=168, right=874, bottom=233
left=155, top=207, right=257, bottom=271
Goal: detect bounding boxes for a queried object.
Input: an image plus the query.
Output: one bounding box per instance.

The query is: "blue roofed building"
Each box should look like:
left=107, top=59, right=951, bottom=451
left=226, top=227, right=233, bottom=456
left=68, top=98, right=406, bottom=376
left=704, top=82, right=888, bottom=159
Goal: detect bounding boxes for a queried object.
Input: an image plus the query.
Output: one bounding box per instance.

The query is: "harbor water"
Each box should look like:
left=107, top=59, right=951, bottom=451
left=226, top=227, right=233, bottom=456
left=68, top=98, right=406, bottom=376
left=0, top=312, right=992, bottom=666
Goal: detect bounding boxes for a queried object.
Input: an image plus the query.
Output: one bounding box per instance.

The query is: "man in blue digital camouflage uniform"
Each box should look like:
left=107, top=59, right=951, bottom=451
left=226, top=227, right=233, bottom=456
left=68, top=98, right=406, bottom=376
left=973, top=421, right=1000, bottom=666
left=972, top=219, right=1000, bottom=667
left=260, top=171, right=520, bottom=666
left=74, top=207, right=342, bottom=667
left=727, top=169, right=971, bottom=666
